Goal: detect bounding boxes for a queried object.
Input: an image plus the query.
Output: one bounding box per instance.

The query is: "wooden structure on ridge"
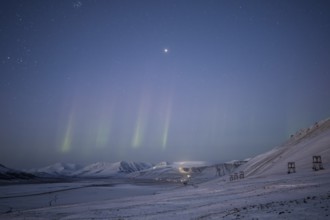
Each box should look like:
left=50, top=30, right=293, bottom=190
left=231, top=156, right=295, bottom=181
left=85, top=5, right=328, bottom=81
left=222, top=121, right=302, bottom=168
left=312, top=156, right=324, bottom=171
left=287, top=162, right=296, bottom=174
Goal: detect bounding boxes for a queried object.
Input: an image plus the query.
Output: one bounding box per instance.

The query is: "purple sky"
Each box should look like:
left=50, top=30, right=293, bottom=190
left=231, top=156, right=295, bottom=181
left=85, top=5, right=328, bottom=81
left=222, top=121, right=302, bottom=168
left=1, top=0, right=330, bottom=169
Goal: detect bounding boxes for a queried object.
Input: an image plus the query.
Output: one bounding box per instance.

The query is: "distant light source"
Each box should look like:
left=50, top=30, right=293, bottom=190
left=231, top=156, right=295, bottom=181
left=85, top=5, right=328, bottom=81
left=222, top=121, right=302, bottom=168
left=178, top=167, right=184, bottom=173
left=164, top=48, right=168, bottom=53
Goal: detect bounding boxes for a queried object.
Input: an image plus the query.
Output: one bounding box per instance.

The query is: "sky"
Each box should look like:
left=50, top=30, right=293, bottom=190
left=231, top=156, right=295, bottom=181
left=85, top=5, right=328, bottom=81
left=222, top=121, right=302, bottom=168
left=1, top=0, right=330, bottom=169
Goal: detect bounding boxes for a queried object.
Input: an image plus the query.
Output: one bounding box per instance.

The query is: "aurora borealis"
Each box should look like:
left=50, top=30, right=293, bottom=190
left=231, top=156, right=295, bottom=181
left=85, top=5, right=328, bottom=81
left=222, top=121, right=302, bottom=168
left=1, top=0, right=330, bottom=169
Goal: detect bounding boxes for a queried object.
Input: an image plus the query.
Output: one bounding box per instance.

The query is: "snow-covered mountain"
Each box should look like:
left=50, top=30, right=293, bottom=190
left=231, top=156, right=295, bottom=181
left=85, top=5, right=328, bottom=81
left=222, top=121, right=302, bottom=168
left=75, top=161, right=153, bottom=177
left=28, top=162, right=83, bottom=177
left=28, top=161, right=153, bottom=178
left=26, top=160, right=246, bottom=181
left=0, top=164, right=35, bottom=180
left=240, top=118, right=330, bottom=178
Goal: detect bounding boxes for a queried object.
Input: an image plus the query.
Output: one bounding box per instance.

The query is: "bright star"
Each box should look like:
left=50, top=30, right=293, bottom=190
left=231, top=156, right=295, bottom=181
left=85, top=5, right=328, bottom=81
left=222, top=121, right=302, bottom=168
left=164, top=48, right=168, bottom=53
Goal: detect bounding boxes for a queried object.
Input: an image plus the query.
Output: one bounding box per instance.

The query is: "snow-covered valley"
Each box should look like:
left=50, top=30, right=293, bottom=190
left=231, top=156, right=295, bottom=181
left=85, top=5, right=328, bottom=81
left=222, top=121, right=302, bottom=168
left=1, top=118, right=330, bottom=219
left=1, top=168, right=329, bottom=219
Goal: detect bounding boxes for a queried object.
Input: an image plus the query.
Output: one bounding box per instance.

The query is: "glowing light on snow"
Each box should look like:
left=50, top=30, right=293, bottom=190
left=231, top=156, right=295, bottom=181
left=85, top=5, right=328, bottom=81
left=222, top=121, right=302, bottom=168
left=178, top=166, right=190, bottom=174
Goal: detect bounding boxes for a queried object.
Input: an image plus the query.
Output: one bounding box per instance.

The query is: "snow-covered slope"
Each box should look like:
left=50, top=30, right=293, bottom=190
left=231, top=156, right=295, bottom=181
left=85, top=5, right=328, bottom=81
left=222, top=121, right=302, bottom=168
left=0, top=164, right=35, bottom=180
left=241, top=118, right=330, bottom=177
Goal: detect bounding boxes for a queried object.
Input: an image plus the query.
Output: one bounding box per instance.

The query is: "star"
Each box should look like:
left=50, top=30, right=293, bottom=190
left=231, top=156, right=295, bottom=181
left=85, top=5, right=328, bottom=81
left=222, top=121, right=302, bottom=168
left=163, top=48, right=168, bottom=53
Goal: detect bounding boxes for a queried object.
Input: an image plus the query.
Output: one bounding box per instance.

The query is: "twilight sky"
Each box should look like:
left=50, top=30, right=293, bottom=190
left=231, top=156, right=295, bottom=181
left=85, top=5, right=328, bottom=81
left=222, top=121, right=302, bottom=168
left=1, top=0, right=330, bottom=169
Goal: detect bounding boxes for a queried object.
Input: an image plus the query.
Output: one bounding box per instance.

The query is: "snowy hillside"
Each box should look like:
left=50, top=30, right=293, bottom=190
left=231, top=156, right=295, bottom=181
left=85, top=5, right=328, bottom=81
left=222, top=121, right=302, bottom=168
left=240, top=118, right=330, bottom=177
left=0, top=164, right=35, bottom=180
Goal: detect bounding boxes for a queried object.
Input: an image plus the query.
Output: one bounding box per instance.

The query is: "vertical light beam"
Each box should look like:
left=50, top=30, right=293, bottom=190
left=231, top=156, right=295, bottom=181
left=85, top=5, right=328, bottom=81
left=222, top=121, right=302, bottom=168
left=131, top=93, right=150, bottom=148
left=61, top=111, right=75, bottom=153
left=132, top=116, right=144, bottom=148
left=161, top=96, right=172, bottom=149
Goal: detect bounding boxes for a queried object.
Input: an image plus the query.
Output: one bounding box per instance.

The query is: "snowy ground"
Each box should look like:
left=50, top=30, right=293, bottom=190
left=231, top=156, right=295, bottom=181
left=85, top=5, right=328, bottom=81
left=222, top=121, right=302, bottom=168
left=1, top=167, right=329, bottom=219
left=0, top=179, right=177, bottom=216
